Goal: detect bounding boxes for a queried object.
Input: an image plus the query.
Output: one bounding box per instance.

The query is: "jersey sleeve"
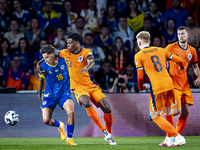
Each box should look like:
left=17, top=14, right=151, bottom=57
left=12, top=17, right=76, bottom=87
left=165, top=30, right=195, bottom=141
left=84, top=48, right=93, bottom=58
left=134, top=53, right=144, bottom=90
left=166, top=50, right=183, bottom=63
left=191, top=47, right=198, bottom=64
left=134, top=53, right=143, bottom=70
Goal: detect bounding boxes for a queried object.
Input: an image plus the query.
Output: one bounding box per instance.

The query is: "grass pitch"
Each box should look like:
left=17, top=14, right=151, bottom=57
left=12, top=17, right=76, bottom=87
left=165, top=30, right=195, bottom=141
left=0, top=136, right=199, bottom=150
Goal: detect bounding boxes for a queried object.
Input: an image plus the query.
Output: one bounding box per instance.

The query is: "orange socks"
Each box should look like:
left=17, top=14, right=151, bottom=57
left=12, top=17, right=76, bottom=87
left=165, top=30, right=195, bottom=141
left=104, top=112, right=113, bottom=133
left=176, top=113, right=189, bottom=134
left=164, top=114, right=174, bottom=137
left=152, top=115, right=179, bottom=137
left=86, top=106, right=105, bottom=132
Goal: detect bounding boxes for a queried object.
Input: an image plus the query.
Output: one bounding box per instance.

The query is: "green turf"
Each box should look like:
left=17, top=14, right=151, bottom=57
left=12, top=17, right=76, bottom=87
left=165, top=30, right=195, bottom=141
left=0, top=136, right=199, bottom=150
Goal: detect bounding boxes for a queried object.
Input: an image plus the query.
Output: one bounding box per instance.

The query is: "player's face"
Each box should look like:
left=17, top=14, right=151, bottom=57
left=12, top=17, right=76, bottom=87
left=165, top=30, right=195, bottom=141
left=42, top=53, right=55, bottom=65
left=177, top=29, right=189, bottom=43
left=67, top=39, right=79, bottom=52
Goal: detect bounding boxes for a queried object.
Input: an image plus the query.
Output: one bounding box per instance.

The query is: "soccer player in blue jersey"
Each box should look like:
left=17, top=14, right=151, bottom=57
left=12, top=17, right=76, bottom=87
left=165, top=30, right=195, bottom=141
left=38, top=44, right=77, bottom=145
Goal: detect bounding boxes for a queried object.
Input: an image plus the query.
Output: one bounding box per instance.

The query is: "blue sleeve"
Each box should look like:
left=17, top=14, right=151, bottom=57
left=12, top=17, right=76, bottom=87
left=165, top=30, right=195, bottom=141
left=21, top=73, right=27, bottom=84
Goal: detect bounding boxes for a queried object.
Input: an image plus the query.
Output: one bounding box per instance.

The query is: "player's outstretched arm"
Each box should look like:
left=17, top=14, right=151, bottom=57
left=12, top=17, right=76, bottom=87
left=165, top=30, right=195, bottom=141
left=37, top=58, right=45, bottom=73
left=167, top=52, right=184, bottom=70
left=192, top=63, right=200, bottom=87
left=38, top=77, right=44, bottom=101
left=80, top=56, right=95, bottom=73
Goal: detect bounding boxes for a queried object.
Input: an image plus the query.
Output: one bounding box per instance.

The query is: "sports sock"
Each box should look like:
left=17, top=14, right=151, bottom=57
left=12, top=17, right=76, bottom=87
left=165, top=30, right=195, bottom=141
left=152, top=115, right=179, bottom=137
left=176, top=113, right=189, bottom=134
left=67, top=124, right=74, bottom=141
left=104, top=112, right=113, bottom=133
left=53, top=119, right=60, bottom=127
left=86, top=106, right=105, bottom=132
left=164, top=114, right=174, bottom=137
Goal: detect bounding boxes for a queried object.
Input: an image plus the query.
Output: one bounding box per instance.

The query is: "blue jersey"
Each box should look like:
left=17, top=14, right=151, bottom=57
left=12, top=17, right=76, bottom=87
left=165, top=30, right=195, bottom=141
left=38, top=57, right=70, bottom=98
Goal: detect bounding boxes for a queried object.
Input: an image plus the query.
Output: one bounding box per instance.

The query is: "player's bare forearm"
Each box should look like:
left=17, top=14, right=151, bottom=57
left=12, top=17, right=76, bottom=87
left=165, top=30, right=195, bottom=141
left=192, top=63, right=200, bottom=87
left=38, top=77, right=44, bottom=101
left=80, top=56, right=95, bottom=73
left=37, top=58, right=45, bottom=72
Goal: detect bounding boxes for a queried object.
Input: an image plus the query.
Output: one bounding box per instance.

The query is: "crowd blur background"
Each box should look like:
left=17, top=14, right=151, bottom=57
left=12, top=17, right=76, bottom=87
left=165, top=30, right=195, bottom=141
left=0, top=0, right=200, bottom=93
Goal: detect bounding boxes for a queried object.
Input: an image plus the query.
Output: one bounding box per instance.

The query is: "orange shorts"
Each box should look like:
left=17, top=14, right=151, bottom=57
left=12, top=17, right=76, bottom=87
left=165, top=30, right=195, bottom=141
left=172, top=88, right=193, bottom=109
left=149, top=90, right=175, bottom=112
left=72, top=83, right=106, bottom=106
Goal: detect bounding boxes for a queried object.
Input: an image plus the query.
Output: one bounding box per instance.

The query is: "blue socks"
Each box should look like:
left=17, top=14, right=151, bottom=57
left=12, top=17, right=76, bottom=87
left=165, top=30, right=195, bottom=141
left=67, top=124, right=75, bottom=138
left=53, top=119, right=60, bottom=127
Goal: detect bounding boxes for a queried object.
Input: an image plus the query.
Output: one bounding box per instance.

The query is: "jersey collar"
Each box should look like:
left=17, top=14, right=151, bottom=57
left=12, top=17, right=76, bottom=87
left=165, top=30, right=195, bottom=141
left=178, top=42, right=188, bottom=50
left=72, top=47, right=82, bottom=54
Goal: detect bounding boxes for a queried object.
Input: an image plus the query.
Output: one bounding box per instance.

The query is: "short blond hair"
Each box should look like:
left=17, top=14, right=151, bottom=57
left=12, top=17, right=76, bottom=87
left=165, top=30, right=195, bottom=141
left=136, top=31, right=151, bottom=43
left=177, top=26, right=189, bottom=33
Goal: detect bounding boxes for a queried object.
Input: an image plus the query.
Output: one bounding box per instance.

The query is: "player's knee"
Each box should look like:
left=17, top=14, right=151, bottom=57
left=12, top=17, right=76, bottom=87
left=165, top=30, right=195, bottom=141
left=43, top=118, right=51, bottom=125
left=80, top=98, right=92, bottom=108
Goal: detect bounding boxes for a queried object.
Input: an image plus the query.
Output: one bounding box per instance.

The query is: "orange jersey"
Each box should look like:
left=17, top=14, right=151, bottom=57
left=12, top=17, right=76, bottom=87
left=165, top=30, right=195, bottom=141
left=135, top=47, right=175, bottom=95
left=59, top=48, right=95, bottom=89
left=166, top=42, right=198, bottom=90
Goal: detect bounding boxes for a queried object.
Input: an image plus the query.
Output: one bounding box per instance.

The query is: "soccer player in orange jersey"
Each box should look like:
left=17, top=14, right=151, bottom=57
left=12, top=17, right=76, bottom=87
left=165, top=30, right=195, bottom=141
left=160, top=26, right=200, bottom=145
left=38, top=33, right=116, bottom=145
left=135, top=31, right=186, bottom=147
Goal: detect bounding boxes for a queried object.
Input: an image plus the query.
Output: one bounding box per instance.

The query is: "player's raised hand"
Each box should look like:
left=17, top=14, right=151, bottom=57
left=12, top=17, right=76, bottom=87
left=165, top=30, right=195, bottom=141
left=80, top=67, right=88, bottom=73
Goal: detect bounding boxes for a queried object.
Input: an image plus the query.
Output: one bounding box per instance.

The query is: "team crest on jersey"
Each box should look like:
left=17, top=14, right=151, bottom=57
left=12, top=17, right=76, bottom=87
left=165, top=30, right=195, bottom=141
left=49, top=71, right=52, bottom=74
left=60, top=65, right=65, bottom=69
left=76, top=92, right=79, bottom=97
left=54, top=69, right=59, bottom=72
left=173, top=101, right=177, bottom=106
left=42, top=101, right=47, bottom=105
left=78, top=56, right=83, bottom=62
left=188, top=54, right=192, bottom=62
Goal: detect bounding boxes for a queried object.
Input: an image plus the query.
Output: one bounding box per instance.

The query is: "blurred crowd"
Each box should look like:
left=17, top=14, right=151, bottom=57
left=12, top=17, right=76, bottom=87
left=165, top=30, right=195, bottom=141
left=0, top=0, right=200, bottom=92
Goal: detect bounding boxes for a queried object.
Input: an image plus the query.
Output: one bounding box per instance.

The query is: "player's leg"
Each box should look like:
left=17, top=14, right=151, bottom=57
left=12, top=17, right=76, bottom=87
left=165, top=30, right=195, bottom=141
left=150, top=91, right=185, bottom=147
left=97, top=97, right=113, bottom=134
left=62, top=99, right=77, bottom=145
left=42, top=97, right=66, bottom=140
left=90, top=87, right=116, bottom=145
left=176, top=90, right=192, bottom=134
left=79, top=95, right=106, bottom=132
left=42, top=107, right=54, bottom=125
left=176, top=103, right=190, bottom=134
left=172, top=89, right=182, bottom=116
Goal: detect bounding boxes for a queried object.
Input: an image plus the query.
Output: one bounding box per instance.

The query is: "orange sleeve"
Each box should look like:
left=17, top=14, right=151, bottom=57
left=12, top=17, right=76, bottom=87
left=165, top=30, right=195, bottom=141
left=167, top=51, right=183, bottom=64
left=135, top=53, right=145, bottom=91
left=191, top=47, right=198, bottom=64
left=137, top=69, right=145, bottom=91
